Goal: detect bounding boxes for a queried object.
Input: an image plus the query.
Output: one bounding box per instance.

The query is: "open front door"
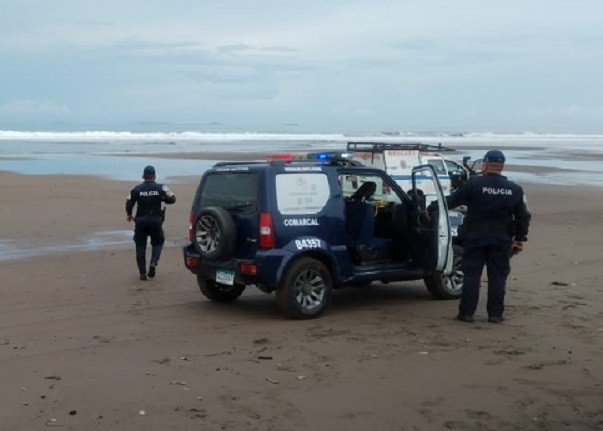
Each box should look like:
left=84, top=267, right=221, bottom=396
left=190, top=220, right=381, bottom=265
left=411, top=165, right=451, bottom=272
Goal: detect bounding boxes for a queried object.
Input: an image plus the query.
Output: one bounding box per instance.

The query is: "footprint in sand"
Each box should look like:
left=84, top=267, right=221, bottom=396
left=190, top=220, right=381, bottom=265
left=525, top=359, right=568, bottom=370
left=493, top=349, right=526, bottom=357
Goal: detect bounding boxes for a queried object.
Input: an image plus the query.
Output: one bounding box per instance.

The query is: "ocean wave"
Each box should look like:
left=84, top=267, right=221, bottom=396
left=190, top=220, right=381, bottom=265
left=0, top=130, right=348, bottom=142
left=2, top=130, right=603, bottom=142
left=460, top=132, right=603, bottom=141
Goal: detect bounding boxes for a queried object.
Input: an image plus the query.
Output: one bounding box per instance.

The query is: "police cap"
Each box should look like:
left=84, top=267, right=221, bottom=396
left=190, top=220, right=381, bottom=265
left=143, top=165, right=156, bottom=176
left=483, top=150, right=506, bottom=163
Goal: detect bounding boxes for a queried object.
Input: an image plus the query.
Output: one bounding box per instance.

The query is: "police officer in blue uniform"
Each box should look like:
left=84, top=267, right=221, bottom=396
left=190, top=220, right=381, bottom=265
left=429, top=150, right=531, bottom=323
left=126, top=166, right=176, bottom=280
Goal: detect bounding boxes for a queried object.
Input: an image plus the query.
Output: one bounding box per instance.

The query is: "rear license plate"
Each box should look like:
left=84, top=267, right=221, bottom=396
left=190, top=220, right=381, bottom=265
left=215, top=269, right=235, bottom=286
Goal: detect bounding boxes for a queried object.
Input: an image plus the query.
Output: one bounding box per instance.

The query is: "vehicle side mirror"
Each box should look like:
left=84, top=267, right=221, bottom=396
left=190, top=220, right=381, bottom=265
left=450, top=171, right=463, bottom=189
left=463, top=156, right=480, bottom=176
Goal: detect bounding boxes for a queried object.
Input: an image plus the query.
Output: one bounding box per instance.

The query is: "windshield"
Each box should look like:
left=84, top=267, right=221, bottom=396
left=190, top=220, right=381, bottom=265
left=426, top=159, right=447, bottom=175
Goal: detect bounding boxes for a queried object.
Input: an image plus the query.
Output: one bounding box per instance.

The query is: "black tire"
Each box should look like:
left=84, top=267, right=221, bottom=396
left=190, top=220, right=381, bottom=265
left=193, top=207, right=237, bottom=261
left=197, top=276, right=245, bottom=302
left=424, top=245, right=464, bottom=299
left=275, top=257, right=333, bottom=319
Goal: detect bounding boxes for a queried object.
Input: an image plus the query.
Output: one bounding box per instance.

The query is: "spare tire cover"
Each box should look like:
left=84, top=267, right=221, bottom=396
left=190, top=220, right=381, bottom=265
left=193, top=207, right=237, bottom=260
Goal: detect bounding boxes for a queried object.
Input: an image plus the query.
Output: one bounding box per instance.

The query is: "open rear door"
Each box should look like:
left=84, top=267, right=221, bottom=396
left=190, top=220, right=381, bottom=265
left=411, top=165, right=451, bottom=272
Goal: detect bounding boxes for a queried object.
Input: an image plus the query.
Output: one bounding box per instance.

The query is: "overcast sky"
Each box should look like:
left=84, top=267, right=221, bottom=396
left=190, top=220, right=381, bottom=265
left=1, top=0, right=602, bottom=133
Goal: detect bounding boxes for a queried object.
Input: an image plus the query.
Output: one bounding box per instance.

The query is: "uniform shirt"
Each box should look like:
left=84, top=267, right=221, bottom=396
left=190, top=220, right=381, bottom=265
left=431, top=173, right=531, bottom=246
left=126, top=181, right=176, bottom=219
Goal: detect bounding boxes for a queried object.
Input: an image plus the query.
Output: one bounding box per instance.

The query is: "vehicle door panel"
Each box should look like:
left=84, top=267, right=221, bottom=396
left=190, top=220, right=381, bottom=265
left=411, top=165, right=451, bottom=271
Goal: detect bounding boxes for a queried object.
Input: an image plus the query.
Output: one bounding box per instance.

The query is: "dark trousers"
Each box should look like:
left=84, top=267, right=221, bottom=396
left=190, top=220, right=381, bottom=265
left=460, top=244, right=511, bottom=318
left=133, top=217, right=164, bottom=275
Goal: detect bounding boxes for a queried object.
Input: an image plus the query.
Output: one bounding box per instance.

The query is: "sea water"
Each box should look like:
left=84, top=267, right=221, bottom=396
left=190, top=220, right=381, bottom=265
left=1, top=130, right=602, bottom=185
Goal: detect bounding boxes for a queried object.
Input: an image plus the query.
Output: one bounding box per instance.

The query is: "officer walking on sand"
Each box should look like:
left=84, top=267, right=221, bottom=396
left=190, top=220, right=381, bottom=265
left=428, top=150, right=531, bottom=323
left=126, top=165, right=176, bottom=280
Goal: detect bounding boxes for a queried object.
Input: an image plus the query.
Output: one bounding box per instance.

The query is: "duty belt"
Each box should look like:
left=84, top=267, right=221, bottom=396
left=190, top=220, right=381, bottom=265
left=467, top=220, right=511, bottom=234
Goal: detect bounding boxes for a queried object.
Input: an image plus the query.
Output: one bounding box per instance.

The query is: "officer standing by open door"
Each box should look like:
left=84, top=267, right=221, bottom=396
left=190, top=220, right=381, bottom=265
left=428, top=150, right=531, bottom=323
left=126, top=165, right=176, bottom=280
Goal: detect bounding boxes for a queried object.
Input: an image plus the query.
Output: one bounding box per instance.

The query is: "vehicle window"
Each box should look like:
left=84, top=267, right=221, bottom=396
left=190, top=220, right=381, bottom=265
left=276, top=173, right=330, bottom=215
left=446, top=160, right=459, bottom=172
left=445, top=160, right=462, bottom=173
left=426, top=159, right=447, bottom=175
left=200, top=172, right=258, bottom=213
left=339, top=173, right=402, bottom=205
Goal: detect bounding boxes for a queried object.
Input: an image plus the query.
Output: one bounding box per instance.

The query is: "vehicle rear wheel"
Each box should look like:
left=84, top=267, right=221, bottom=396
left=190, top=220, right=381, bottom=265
left=193, top=207, right=237, bottom=261
left=197, top=276, right=245, bottom=302
left=275, top=257, right=333, bottom=319
left=424, top=245, right=463, bottom=299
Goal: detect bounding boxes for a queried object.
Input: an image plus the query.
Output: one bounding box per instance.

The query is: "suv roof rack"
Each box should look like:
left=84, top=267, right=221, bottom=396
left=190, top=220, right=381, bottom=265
left=211, top=153, right=364, bottom=169
left=346, top=142, right=456, bottom=152
left=268, top=157, right=363, bottom=167
left=264, top=152, right=364, bottom=167
left=212, top=161, right=266, bottom=168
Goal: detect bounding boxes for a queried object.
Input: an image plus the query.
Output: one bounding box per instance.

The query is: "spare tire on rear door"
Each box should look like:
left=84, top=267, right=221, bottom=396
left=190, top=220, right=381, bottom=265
left=193, top=207, right=237, bottom=261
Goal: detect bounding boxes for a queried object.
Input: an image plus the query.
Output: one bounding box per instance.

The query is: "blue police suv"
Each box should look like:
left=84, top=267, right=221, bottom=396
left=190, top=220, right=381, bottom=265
left=183, top=153, right=463, bottom=319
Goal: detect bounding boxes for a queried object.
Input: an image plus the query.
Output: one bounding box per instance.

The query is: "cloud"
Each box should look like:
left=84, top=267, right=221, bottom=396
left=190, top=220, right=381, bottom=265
left=0, top=100, right=70, bottom=117
left=515, top=105, right=603, bottom=118
left=1, top=1, right=603, bottom=131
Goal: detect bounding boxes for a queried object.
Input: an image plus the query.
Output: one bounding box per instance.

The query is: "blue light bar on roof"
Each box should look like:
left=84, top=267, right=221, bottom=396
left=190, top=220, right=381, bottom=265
left=266, top=151, right=349, bottom=162
left=306, top=151, right=348, bottom=160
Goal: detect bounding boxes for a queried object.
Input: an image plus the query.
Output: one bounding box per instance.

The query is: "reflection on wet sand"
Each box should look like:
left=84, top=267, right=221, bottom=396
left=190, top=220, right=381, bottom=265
left=0, top=230, right=173, bottom=261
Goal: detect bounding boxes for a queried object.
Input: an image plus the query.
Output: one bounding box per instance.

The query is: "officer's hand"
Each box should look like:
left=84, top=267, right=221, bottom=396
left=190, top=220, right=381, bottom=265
left=512, top=240, right=524, bottom=253
left=423, top=210, right=432, bottom=222
left=127, top=215, right=133, bottom=222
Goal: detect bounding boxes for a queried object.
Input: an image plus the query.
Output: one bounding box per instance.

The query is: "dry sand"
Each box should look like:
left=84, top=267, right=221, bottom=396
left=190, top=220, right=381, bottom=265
left=0, top=170, right=602, bottom=431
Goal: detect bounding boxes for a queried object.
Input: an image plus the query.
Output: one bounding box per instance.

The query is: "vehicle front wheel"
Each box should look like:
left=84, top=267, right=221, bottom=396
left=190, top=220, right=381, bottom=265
left=197, top=276, right=245, bottom=302
left=275, top=257, right=333, bottom=319
left=424, top=245, right=463, bottom=299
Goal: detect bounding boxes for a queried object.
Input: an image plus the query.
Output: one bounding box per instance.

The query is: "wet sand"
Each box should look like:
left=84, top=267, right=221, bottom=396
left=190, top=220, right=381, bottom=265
left=0, top=170, right=602, bottom=430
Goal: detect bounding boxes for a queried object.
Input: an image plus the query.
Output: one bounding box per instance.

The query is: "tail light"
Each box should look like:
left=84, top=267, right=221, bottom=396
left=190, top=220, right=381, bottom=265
left=240, top=263, right=257, bottom=275
left=185, top=256, right=199, bottom=267
left=259, top=212, right=274, bottom=249
left=188, top=211, right=195, bottom=242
